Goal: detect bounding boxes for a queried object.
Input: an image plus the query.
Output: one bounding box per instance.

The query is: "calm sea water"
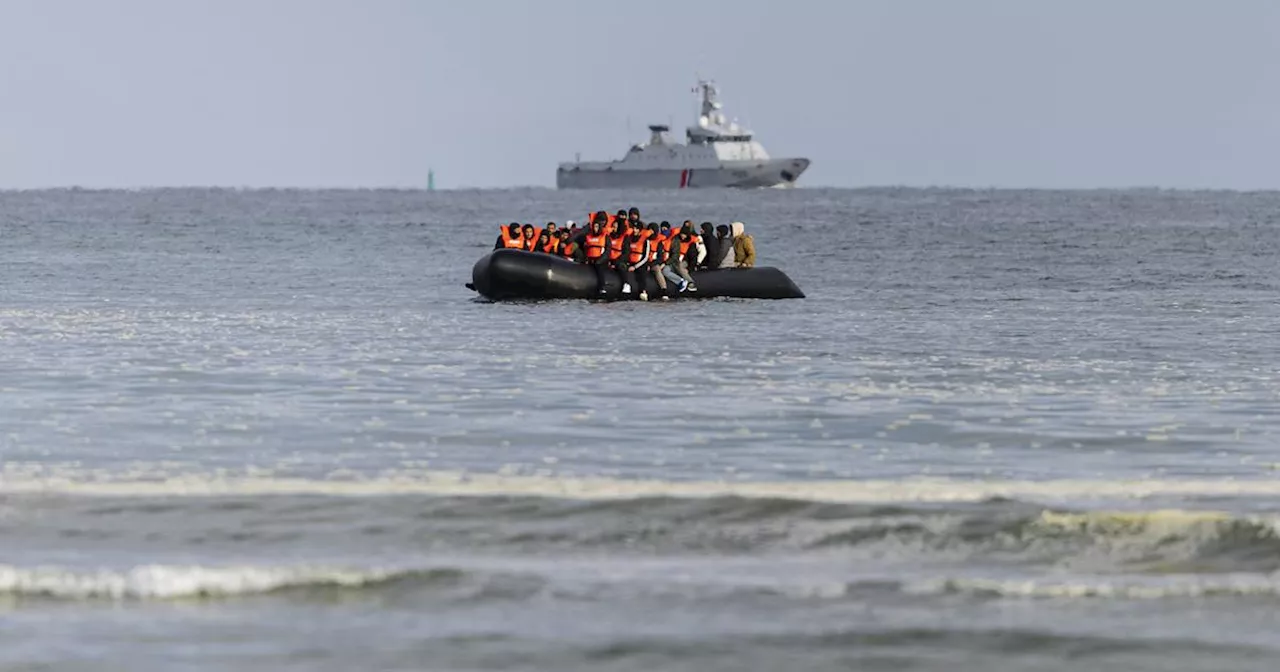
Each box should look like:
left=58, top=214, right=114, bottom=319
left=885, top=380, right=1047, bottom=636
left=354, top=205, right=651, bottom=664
left=2, top=187, right=1280, bottom=671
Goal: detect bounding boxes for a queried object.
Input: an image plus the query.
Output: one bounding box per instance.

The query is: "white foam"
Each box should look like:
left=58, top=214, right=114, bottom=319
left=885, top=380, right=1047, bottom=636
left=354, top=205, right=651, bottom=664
left=915, top=574, right=1280, bottom=600
left=0, top=564, right=400, bottom=600
left=4, top=470, right=1280, bottom=504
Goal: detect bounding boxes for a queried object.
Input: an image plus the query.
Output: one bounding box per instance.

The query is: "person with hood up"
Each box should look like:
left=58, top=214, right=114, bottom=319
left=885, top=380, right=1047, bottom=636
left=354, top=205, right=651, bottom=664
left=713, top=224, right=734, bottom=268
left=730, top=221, right=755, bottom=268
left=582, top=214, right=611, bottom=294
left=605, top=216, right=633, bottom=295
left=697, top=222, right=719, bottom=271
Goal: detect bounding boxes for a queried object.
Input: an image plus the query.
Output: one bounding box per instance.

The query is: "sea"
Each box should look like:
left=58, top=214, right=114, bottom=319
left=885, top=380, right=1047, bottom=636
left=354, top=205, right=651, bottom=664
left=1, top=186, right=1279, bottom=671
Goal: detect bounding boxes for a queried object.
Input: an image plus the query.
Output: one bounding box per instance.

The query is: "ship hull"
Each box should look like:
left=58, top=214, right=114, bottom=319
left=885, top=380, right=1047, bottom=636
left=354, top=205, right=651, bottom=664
left=555, top=158, right=809, bottom=190
left=467, top=249, right=805, bottom=301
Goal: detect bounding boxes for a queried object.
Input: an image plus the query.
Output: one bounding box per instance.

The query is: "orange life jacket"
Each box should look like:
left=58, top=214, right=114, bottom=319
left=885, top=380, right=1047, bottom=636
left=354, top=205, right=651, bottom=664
left=500, top=229, right=524, bottom=249
left=559, top=240, right=577, bottom=259
left=676, top=234, right=700, bottom=256
left=583, top=232, right=607, bottom=260
left=626, top=237, right=649, bottom=265
left=649, top=234, right=666, bottom=262
left=606, top=234, right=625, bottom=261
left=539, top=238, right=559, bottom=255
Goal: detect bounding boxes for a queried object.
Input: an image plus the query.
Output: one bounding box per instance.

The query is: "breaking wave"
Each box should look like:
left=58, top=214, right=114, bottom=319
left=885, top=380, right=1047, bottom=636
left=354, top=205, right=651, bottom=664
left=5, top=470, right=1280, bottom=503
left=0, top=563, right=540, bottom=601
left=6, top=558, right=1280, bottom=604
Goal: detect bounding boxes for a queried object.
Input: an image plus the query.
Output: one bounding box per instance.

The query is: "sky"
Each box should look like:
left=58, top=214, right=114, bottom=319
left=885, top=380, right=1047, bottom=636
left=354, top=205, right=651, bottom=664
left=1, top=0, right=1278, bottom=189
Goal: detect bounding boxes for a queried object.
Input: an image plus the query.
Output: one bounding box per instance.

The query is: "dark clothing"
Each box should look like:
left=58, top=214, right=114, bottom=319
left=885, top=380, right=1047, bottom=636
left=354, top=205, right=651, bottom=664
left=614, top=258, right=637, bottom=293
left=699, top=233, right=721, bottom=271
left=592, top=257, right=611, bottom=293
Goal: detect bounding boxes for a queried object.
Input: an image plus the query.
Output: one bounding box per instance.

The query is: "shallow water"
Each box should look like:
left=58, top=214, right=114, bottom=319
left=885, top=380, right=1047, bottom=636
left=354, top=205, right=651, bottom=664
left=2, top=187, right=1280, bottom=670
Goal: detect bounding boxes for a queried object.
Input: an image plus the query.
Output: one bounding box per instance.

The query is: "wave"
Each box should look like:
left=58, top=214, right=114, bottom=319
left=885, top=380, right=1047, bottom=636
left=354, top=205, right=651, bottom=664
left=6, top=559, right=1280, bottom=605
left=7, top=473, right=1280, bottom=578
left=6, top=470, right=1280, bottom=503
left=919, top=575, right=1280, bottom=600
left=0, top=563, right=543, bottom=601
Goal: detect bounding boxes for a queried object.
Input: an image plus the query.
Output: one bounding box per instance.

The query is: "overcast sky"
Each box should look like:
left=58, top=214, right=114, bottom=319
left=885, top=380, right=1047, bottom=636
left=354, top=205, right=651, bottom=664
left=1, top=0, right=1277, bottom=189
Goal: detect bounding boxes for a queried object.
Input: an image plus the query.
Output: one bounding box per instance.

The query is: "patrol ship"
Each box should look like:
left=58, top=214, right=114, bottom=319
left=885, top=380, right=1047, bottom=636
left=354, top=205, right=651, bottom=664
left=556, top=80, right=810, bottom=189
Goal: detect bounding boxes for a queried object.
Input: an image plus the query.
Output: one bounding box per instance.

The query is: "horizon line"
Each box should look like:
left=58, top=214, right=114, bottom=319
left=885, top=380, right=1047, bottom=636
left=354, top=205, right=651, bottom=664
left=1, top=183, right=1277, bottom=193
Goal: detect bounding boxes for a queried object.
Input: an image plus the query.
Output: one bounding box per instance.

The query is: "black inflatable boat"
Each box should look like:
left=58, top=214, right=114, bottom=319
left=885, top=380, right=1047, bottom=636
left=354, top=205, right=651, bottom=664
left=466, top=249, right=805, bottom=301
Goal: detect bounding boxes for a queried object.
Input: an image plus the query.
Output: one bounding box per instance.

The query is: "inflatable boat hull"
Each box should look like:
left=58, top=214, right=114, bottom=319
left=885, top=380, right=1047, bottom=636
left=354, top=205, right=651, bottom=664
left=468, top=249, right=804, bottom=301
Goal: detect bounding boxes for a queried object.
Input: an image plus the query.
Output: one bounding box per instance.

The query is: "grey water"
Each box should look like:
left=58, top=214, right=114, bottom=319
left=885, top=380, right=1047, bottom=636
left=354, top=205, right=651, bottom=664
left=2, top=187, right=1280, bottom=671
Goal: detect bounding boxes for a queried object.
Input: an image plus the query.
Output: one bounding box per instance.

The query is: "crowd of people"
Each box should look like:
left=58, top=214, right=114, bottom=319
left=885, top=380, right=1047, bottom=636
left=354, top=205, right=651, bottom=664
left=491, top=207, right=757, bottom=300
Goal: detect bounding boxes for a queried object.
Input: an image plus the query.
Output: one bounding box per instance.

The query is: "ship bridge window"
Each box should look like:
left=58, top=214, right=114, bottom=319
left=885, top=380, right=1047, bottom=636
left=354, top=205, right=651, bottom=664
left=709, top=135, right=752, bottom=143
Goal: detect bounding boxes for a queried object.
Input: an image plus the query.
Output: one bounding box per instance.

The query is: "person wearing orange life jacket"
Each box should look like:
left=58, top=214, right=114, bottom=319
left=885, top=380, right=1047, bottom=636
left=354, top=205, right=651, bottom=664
left=679, top=220, right=706, bottom=268
left=601, top=211, right=621, bottom=236
left=605, top=217, right=634, bottom=295
left=557, top=229, right=584, bottom=263
left=583, top=215, right=612, bottom=295
left=520, top=224, right=539, bottom=251
left=661, top=224, right=698, bottom=292
left=534, top=230, right=559, bottom=255
left=644, top=222, right=672, bottom=301
left=494, top=222, right=524, bottom=250
left=621, top=224, right=652, bottom=300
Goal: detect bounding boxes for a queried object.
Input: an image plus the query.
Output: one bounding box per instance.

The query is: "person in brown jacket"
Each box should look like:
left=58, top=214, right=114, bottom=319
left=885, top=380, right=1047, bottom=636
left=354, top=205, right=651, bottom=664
left=730, top=221, right=756, bottom=268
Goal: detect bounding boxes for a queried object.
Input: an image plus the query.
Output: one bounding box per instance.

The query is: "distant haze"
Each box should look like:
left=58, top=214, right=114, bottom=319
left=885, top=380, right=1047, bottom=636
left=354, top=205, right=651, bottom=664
left=2, top=0, right=1278, bottom=189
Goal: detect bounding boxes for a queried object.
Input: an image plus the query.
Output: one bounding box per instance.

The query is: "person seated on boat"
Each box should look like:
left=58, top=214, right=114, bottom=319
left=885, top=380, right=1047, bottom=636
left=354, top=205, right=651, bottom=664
left=679, top=221, right=706, bottom=269
left=545, top=221, right=558, bottom=237
left=627, top=206, right=642, bottom=228
left=606, top=217, right=632, bottom=294
left=494, top=222, right=525, bottom=250
left=534, top=229, right=559, bottom=255
left=697, top=222, right=719, bottom=271
left=520, top=223, right=539, bottom=251
left=646, top=223, right=672, bottom=301
left=663, top=226, right=698, bottom=293
left=622, top=224, right=652, bottom=300
left=565, top=220, right=577, bottom=232
left=731, top=221, right=756, bottom=268
left=713, top=224, right=734, bottom=269
left=557, top=229, right=584, bottom=263
left=610, top=210, right=629, bottom=235
left=583, top=215, right=611, bottom=294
